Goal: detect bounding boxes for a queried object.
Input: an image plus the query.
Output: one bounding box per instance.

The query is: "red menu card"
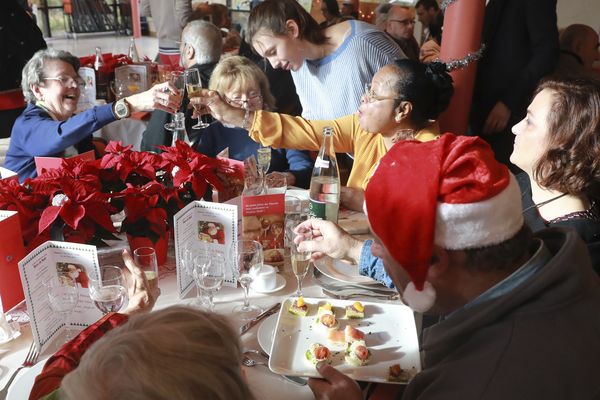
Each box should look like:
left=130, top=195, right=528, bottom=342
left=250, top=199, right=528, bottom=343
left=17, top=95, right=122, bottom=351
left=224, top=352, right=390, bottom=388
left=0, top=211, right=25, bottom=310
left=34, top=150, right=95, bottom=176
left=242, top=192, right=285, bottom=268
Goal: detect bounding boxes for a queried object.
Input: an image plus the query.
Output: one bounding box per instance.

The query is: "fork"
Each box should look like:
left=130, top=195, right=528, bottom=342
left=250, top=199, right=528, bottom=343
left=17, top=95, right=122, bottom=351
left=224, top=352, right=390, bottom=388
left=0, top=342, right=39, bottom=396
left=242, top=355, right=268, bottom=367
left=322, top=288, right=400, bottom=301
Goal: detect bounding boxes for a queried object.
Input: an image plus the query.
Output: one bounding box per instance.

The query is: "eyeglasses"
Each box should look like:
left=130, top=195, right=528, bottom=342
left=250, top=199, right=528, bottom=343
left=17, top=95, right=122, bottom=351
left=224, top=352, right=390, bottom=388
left=388, top=19, right=416, bottom=26
left=224, top=93, right=263, bottom=108
left=43, top=75, right=85, bottom=88
left=363, top=83, right=400, bottom=104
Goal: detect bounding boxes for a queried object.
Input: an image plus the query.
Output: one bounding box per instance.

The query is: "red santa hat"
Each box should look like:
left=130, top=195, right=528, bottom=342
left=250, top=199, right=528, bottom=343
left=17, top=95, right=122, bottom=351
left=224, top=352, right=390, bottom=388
left=364, top=133, right=523, bottom=291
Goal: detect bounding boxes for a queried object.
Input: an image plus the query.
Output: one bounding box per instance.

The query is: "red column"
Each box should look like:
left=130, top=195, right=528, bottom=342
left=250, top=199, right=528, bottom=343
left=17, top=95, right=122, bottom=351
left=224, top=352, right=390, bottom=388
left=131, top=0, right=141, bottom=38
left=438, top=0, right=486, bottom=134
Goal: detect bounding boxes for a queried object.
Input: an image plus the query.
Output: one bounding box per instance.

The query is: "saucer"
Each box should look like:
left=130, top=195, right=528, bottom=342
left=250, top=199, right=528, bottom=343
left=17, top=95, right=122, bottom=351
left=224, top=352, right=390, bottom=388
left=251, top=274, right=286, bottom=294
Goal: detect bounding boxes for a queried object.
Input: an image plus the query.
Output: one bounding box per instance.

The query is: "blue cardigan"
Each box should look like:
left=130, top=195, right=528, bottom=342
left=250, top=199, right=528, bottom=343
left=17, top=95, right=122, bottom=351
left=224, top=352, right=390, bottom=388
left=5, top=103, right=116, bottom=181
left=194, top=121, right=313, bottom=189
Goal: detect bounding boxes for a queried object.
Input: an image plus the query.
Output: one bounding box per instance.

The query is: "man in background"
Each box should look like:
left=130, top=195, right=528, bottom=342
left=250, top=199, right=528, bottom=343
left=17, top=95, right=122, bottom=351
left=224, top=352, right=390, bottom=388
left=554, top=24, right=600, bottom=79
left=415, top=0, right=440, bottom=45
left=140, top=0, right=191, bottom=66
left=385, top=5, right=420, bottom=61
left=141, top=20, right=222, bottom=151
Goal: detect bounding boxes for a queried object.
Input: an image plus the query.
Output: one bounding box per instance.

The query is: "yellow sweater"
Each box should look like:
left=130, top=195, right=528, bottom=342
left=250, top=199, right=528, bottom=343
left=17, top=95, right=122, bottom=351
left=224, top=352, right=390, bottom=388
left=248, top=111, right=439, bottom=189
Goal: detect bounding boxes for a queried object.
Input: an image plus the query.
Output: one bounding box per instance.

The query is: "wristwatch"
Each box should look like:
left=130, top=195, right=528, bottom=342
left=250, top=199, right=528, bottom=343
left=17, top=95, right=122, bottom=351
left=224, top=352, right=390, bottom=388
left=113, top=98, right=131, bottom=119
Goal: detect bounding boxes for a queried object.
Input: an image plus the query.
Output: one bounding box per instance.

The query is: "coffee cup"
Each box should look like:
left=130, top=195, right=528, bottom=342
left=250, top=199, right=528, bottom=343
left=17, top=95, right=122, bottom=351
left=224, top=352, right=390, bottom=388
left=251, top=264, right=277, bottom=291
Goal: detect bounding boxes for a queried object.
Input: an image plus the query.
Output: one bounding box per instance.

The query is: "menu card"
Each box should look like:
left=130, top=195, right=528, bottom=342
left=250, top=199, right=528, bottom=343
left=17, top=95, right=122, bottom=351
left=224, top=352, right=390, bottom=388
left=18, top=241, right=102, bottom=351
left=34, top=150, right=95, bottom=176
left=0, top=211, right=26, bottom=310
left=0, top=167, right=18, bottom=183
left=173, top=201, right=238, bottom=299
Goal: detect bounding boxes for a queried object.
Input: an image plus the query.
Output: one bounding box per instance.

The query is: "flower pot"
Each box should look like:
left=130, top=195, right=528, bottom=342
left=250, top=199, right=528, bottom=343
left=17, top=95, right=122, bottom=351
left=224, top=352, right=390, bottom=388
left=126, top=233, right=169, bottom=266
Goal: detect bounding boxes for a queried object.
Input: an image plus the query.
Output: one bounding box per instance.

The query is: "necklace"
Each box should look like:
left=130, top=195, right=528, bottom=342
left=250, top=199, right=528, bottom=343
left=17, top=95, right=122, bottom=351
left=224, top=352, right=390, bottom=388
left=522, top=192, right=568, bottom=213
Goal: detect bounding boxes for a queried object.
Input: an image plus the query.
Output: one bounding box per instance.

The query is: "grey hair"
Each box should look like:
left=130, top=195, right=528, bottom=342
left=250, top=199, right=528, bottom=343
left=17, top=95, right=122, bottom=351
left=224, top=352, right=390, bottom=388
left=60, top=306, right=255, bottom=400
left=21, top=48, right=80, bottom=103
left=181, top=20, right=223, bottom=65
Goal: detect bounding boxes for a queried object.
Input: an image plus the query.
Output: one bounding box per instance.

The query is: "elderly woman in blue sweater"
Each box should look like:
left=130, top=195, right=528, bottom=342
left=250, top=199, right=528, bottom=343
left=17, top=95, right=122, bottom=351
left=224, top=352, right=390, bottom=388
left=195, top=56, right=313, bottom=188
left=5, top=48, right=180, bottom=181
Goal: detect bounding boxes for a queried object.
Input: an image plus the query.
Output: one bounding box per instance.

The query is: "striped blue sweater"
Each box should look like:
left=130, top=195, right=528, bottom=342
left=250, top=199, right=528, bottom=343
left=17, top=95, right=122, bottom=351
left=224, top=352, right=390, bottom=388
left=293, top=20, right=406, bottom=120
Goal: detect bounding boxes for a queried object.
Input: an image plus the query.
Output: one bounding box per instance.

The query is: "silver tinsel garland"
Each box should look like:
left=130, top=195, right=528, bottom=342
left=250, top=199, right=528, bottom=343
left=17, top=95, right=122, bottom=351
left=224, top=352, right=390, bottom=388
left=440, top=0, right=459, bottom=11
left=435, top=44, right=486, bottom=71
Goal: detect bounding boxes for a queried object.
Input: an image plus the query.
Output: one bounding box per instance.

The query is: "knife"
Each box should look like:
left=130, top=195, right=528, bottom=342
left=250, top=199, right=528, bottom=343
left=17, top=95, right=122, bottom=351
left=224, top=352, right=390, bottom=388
left=239, top=303, right=281, bottom=335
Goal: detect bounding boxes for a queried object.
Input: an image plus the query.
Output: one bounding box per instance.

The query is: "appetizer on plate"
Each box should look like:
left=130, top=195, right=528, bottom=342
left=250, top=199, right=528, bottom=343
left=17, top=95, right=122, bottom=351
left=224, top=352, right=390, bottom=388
left=326, top=324, right=365, bottom=346
left=345, top=301, right=365, bottom=319
left=316, top=311, right=339, bottom=331
left=289, top=296, right=309, bottom=316
left=306, top=343, right=332, bottom=365
left=388, top=364, right=411, bottom=383
left=345, top=340, right=371, bottom=366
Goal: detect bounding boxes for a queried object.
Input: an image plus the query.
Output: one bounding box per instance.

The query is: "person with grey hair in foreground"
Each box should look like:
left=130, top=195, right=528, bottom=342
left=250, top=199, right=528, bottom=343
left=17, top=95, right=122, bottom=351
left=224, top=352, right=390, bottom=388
left=141, top=20, right=223, bottom=151
left=4, top=48, right=181, bottom=181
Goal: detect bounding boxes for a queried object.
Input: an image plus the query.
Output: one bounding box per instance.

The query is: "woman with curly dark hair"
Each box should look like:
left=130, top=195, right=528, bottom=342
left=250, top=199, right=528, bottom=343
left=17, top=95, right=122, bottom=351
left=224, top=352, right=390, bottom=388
left=511, top=77, right=600, bottom=272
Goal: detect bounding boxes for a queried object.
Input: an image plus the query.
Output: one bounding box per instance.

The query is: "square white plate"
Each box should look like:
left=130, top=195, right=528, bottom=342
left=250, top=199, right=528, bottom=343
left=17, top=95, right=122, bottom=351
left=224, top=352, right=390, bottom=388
left=269, top=297, right=421, bottom=384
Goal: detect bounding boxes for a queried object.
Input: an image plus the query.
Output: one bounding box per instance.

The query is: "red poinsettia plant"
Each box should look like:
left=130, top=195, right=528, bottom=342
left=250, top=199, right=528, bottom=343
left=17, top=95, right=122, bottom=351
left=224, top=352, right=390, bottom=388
left=0, top=140, right=240, bottom=250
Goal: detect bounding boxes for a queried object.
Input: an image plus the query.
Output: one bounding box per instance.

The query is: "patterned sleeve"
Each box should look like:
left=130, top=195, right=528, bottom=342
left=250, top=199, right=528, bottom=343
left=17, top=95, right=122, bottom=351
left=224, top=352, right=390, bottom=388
left=358, top=240, right=395, bottom=288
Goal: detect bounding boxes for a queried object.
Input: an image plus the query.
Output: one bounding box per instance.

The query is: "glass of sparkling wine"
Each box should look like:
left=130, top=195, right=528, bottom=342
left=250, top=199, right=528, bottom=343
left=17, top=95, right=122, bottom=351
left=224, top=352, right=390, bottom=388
left=89, top=266, right=128, bottom=314
left=164, top=70, right=185, bottom=131
left=233, top=240, right=263, bottom=320
left=291, top=236, right=311, bottom=296
left=184, top=68, right=209, bottom=129
left=45, top=277, right=79, bottom=343
left=257, top=145, right=271, bottom=194
left=133, top=247, right=159, bottom=292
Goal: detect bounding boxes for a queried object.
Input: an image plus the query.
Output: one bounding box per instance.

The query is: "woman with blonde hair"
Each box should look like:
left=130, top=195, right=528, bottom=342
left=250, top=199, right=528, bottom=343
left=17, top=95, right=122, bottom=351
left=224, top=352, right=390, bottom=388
left=195, top=55, right=313, bottom=188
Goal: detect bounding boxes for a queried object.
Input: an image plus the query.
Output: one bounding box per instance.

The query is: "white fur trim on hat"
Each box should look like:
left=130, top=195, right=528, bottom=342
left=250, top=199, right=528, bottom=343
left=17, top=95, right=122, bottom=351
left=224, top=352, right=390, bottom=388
left=434, top=174, right=524, bottom=250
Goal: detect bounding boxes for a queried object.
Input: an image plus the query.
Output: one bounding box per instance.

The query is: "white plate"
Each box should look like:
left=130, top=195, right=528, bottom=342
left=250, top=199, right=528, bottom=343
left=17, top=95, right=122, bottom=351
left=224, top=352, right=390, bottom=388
left=257, top=313, right=278, bottom=356
left=314, top=257, right=377, bottom=285
left=6, top=358, right=46, bottom=400
left=251, top=274, right=286, bottom=294
left=269, top=297, right=421, bottom=384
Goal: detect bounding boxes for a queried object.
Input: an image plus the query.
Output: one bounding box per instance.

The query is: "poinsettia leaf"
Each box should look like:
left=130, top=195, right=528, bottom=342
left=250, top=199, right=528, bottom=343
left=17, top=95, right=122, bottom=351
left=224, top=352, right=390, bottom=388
left=60, top=203, right=85, bottom=230
left=39, top=206, right=61, bottom=234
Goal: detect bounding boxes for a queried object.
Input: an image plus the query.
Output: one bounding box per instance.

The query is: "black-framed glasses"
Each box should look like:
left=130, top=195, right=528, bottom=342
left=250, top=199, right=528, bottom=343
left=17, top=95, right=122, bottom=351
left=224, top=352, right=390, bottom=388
left=363, top=83, right=400, bottom=104
left=43, top=75, right=85, bottom=88
left=388, top=19, right=416, bottom=26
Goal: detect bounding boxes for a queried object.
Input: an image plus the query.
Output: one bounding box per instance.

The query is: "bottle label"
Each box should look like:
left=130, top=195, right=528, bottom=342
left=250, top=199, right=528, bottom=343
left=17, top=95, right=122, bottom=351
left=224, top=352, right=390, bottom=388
left=315, top=159, right=330, bottom=169
left=309, top=199, right=327, bottom=220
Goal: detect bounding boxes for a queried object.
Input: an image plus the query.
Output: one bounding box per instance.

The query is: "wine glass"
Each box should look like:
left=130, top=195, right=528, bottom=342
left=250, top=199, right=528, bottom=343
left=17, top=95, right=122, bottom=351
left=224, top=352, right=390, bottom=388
left=290, top=234, right=312, bottom=296
left=89, top=266, right=128, bottom=314
left=45, top=276, right=79, bottom=343
left=193, top=252, right=225, bottom=311
left=233, top=240, right=263, bottom=320
left=133, top=247, right=159, bottom=292
left=184, top=69, right=210, bottom=129
left=164, top=70, right=185, bottom=131
left=190, top=242, right=210, bottom=308
left=257, top=145, right=271, bottom=194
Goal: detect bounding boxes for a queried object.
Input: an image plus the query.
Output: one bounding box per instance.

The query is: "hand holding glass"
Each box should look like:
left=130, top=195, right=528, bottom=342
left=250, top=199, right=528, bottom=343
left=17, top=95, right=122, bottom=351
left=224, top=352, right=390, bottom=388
left=164, top=71, right=185, bottom=130
left=133, top=247, right=159, bottom=292
left=89, top=266, right=128, bottom=314
left=291, top=235, right=311, bottom=296
left=184, top=68, right=210, bottom=129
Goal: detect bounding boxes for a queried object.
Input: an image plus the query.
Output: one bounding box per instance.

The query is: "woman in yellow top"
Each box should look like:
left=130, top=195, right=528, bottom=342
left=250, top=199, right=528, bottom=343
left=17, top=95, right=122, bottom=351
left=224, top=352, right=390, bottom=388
left=193, top=59, right=453, bottom=210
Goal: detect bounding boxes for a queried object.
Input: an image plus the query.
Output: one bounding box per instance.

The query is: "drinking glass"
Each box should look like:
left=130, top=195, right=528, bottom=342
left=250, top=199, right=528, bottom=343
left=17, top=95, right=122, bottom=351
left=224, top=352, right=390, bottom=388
left=133, top=247, right=159, bottom=293
left=285, top=195, right=309, bottom=251
left=184, top=69, right=209, bottom=129
left=193, top=252, right=225, bottom=311
left=233, top=240, right=263, bottom=320
left=257, top=145, right=271, bottom=194
left=190, top=242, right=210, bottom=307
left=89, top=266, right=128, bottom=314
left=164, top=71, right=185, bottom=131
left=290, top=235, right=311, bottom=296
left=45, top=277, right=79, bottom=343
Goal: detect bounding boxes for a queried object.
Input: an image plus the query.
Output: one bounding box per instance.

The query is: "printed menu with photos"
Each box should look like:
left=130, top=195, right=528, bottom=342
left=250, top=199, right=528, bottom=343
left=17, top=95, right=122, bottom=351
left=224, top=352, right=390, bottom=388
left=173, top=201, right=238, bottom=298
left=242, top=192, right=285, bottom=268
left=18, top=241, right=103, bottom=351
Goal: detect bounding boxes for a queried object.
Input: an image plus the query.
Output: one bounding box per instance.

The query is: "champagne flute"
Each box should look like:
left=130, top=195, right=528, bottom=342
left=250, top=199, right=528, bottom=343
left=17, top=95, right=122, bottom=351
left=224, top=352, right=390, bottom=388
left=291, top=234, right=311, bottom=296
left=133, top=247, right=159, bottom=292
left=45, top=277, right=79, bottom=343
left=193, top=252, right=225, bottom=311
left=184, top=68, right=210, bottom=129
left=89, top=266, right=128, bottom=314
left=233, top=240, right=263, bottom=320
left=257, top=145, right=271, bottom=194
left=164, top=70, right=185, bottom=131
